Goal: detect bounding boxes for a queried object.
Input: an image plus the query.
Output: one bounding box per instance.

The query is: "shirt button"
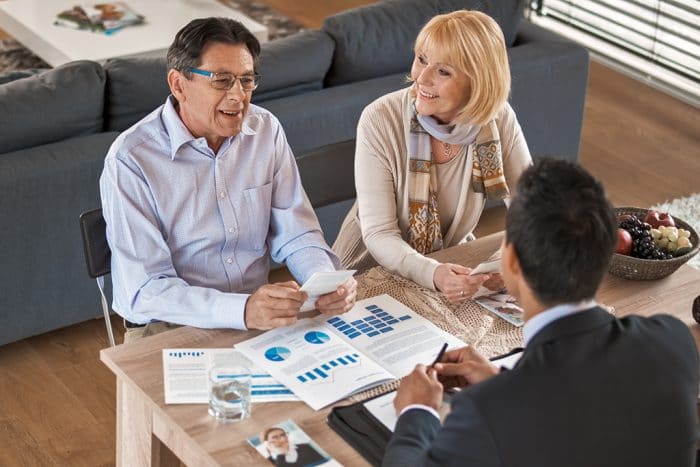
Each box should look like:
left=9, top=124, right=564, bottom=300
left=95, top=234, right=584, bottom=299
left=228, top=227, right=235, bottom=234
left=219, top=192, right=226, bottom=199
left=226, top=257, right=233, bottom=264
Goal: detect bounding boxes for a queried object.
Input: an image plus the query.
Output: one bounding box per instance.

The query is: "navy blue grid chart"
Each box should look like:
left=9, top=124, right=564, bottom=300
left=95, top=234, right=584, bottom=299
left=325, top=303, right=413, bottom=340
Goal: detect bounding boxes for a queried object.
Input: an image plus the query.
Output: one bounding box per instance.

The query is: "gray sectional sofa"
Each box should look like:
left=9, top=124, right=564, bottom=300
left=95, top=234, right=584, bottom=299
left=0, top=0, right=589, bottom=345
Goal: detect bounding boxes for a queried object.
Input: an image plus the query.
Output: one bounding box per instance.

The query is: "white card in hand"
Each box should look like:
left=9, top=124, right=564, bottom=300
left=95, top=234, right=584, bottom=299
left=299, top=270, right=356, bottom=312
left=469, top=258, right=501, bottom=275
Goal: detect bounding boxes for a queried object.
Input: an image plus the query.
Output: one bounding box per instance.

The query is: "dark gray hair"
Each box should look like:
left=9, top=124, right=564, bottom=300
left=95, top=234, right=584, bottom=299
left=505, top=158, right=617, bottom=306
left=166, top=17, right=261, bottom=79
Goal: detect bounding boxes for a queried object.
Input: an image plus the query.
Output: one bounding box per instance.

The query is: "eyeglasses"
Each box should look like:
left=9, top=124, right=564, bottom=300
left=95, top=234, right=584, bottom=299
left=186, top=67, right=260, bottom=92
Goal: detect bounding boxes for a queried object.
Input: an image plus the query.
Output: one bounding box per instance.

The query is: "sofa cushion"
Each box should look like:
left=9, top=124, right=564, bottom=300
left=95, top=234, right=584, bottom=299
left=104, top=30, right=336, bottom=131
left=253, top=30, right=335, bottom=102
left=322, top=0, right=524, bottom=86
left=0, top=61, right=105, bottom=154
left=260, top=72, right=408, bottom=155
left=104, top=55, right=170, bottom=132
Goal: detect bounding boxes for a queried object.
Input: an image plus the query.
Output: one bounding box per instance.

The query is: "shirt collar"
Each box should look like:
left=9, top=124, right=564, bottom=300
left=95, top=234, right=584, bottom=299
left=161, top=96, right=258, bottom=160
left=523, top=299, right=598, bottom=346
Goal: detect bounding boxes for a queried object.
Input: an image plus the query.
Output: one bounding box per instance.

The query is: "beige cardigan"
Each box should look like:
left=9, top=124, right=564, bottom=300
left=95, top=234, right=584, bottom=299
left=333, top=87, right=532, bottom=290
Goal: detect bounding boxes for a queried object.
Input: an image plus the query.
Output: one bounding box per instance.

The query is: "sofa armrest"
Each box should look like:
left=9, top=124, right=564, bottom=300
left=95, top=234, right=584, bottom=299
left=0, top=132, right=119, bottom=345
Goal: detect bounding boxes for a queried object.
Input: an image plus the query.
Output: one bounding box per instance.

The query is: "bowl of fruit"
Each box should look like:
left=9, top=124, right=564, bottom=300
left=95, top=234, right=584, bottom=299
left=610, top=207, right=698, bottom=280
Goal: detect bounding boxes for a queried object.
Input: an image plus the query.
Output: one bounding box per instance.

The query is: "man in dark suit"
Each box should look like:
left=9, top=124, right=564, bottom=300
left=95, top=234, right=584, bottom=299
left=383, top=158, right=699, bottom=467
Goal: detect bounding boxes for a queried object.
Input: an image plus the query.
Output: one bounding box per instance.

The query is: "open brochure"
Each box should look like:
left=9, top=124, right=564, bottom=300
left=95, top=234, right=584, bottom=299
left=162, top=349, right=297, bottom=404
left=55, top=2, right=144, bottom=34
left=248, top=419, right=341, bottom=466
left=235, top=294, right=465, bottom=410
left=475, top=292, right=525, bottom=327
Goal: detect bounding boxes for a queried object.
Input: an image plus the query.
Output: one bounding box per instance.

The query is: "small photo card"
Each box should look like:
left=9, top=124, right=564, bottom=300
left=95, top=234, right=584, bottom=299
left=248, top=419, right=341, bottom=466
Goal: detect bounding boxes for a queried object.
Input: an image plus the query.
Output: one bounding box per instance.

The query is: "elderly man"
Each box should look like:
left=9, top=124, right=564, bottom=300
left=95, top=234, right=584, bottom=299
left=383, top=159, right=698, bottom=467
left=100, top=18, right=356, bottom=342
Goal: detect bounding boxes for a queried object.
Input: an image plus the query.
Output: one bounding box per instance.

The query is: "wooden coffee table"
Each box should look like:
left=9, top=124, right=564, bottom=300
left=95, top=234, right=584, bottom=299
left=0, top=0, right=268, bottom=67
left=101, top=232, right=700, bottom=466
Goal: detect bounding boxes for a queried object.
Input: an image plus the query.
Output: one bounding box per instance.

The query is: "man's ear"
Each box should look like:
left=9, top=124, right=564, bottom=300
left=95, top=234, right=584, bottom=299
left=167, top=69, right=186, bottom=102
left=502, top=241, right=521, bottom=296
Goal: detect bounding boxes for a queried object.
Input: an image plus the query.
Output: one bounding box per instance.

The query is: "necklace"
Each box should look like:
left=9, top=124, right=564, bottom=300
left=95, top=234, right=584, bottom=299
left=430, top=136, right=461, bottom=163
left=442, top=141, right=453, bottom=158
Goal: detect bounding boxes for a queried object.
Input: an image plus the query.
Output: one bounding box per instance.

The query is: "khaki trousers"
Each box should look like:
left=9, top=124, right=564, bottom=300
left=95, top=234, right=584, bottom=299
left=123, top=321, right=182, bottom=344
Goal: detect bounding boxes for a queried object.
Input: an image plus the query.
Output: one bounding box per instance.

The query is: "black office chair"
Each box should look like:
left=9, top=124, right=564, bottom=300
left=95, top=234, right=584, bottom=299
left=79, top=208, right=115, bottom=347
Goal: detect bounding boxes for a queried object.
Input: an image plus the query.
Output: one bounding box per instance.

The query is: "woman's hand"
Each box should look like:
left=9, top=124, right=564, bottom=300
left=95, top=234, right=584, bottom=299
left=482, top=273, right=505, bottom=292
left=433, top=263, right=490, bottom=302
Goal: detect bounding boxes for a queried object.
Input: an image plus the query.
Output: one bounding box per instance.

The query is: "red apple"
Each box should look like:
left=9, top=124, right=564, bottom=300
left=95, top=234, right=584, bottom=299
left=615, top=228, right=633, bottom=255
left=643, top=210, right=675, bottom=229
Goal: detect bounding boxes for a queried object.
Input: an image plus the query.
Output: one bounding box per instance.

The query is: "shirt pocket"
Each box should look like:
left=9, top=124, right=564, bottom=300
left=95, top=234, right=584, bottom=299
left=242, top=183, right=273, bottom=251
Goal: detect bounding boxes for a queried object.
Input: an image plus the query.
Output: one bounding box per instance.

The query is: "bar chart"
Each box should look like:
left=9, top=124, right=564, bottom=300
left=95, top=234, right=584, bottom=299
left=325, top=303, right=412, bottom=340
left=295, top=353, right=361, bottom=383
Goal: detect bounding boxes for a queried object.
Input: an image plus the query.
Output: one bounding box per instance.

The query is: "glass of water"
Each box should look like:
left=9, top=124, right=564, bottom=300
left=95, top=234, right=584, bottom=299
left=208, top=365, right=252, bottom=422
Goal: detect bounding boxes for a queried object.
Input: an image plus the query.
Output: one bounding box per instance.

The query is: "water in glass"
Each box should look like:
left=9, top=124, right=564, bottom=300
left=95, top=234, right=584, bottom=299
left=208, top=366, right=251, bottom=422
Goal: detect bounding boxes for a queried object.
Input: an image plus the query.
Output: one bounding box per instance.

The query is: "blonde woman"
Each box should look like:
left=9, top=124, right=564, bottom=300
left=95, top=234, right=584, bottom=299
left=333, top=10, right=531, bottom=302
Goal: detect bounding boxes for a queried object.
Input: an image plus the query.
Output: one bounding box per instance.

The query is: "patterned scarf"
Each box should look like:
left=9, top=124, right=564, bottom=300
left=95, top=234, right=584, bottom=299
left=407, top=102, right=509, bottom=255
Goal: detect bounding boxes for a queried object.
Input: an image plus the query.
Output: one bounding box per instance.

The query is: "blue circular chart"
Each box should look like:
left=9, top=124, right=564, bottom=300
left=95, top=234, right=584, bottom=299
left=304, top=331, right=330, bottom=344
left=264, top=347, right=291, bottom=362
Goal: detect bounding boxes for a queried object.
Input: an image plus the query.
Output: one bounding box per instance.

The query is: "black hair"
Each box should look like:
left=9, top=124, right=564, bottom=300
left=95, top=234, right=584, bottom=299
left=505, top=158, right=617, bottom=306
left=166, top=17, right=261, bottom=78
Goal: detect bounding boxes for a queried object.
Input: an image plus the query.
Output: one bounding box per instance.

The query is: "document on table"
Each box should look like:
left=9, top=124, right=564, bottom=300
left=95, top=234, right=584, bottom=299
left=162, top=349, right=298, bottom=404
left=363, top=391, right=399, bottom=431
left=235, top=294, right=465, bottom=410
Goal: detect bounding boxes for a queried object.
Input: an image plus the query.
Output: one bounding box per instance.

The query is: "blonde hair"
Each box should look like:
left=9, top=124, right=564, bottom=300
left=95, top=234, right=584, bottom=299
left=413, top=10, right=511, bottom=126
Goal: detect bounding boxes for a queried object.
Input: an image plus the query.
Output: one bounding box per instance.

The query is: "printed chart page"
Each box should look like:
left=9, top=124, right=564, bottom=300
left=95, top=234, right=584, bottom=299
left=235, top=319, right=394, bottom=410
left=162, top=349, right=297, bottom=404
left=319, top=294, right=466, bottom=379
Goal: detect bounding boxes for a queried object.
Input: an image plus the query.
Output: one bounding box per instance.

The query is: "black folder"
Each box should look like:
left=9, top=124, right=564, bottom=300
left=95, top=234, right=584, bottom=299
left=327, top=347, right=525, bottom=466
left=327, top=391, right=394, bottom=467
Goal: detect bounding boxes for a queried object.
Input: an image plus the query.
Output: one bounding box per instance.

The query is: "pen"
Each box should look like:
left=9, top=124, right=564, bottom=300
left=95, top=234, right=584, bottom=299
left=430, top=343, right=448, bottom=368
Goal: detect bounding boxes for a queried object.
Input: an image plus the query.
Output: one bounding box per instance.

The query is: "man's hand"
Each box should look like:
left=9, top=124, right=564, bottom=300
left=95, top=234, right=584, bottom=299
left=394, top=364, right=444, bottom=413
left=434, top=346, right=499, bottom=390
left=433, top=263, right=490, bottom=303
left=315, top=276, right=357, bottom=316
left=245, top=281, right=306, bottom=330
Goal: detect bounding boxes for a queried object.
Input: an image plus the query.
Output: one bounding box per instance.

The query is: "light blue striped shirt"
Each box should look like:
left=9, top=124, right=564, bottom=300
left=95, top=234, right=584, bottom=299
left=100, top=97, right=339, bottom=329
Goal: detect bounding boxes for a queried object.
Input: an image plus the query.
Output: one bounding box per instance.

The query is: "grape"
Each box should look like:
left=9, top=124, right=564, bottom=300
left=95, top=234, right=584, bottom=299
left=652, top=225, right=694, bottom=257
left=619, top=214, right=677, bottom=260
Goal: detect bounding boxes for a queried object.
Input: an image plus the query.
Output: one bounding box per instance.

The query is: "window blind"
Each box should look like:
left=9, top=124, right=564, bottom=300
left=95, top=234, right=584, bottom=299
left=530, top=0, right=699, bottom=101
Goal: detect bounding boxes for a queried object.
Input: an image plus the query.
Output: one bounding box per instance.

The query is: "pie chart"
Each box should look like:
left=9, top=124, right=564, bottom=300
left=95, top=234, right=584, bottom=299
left=264, top=347, right=291, bottom=362
left=304, top=331, right=330, bottom=344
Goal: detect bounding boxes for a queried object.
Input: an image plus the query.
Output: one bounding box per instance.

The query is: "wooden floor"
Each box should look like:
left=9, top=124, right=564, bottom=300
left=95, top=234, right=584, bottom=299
left=1, top=1, right=699, bottom=466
